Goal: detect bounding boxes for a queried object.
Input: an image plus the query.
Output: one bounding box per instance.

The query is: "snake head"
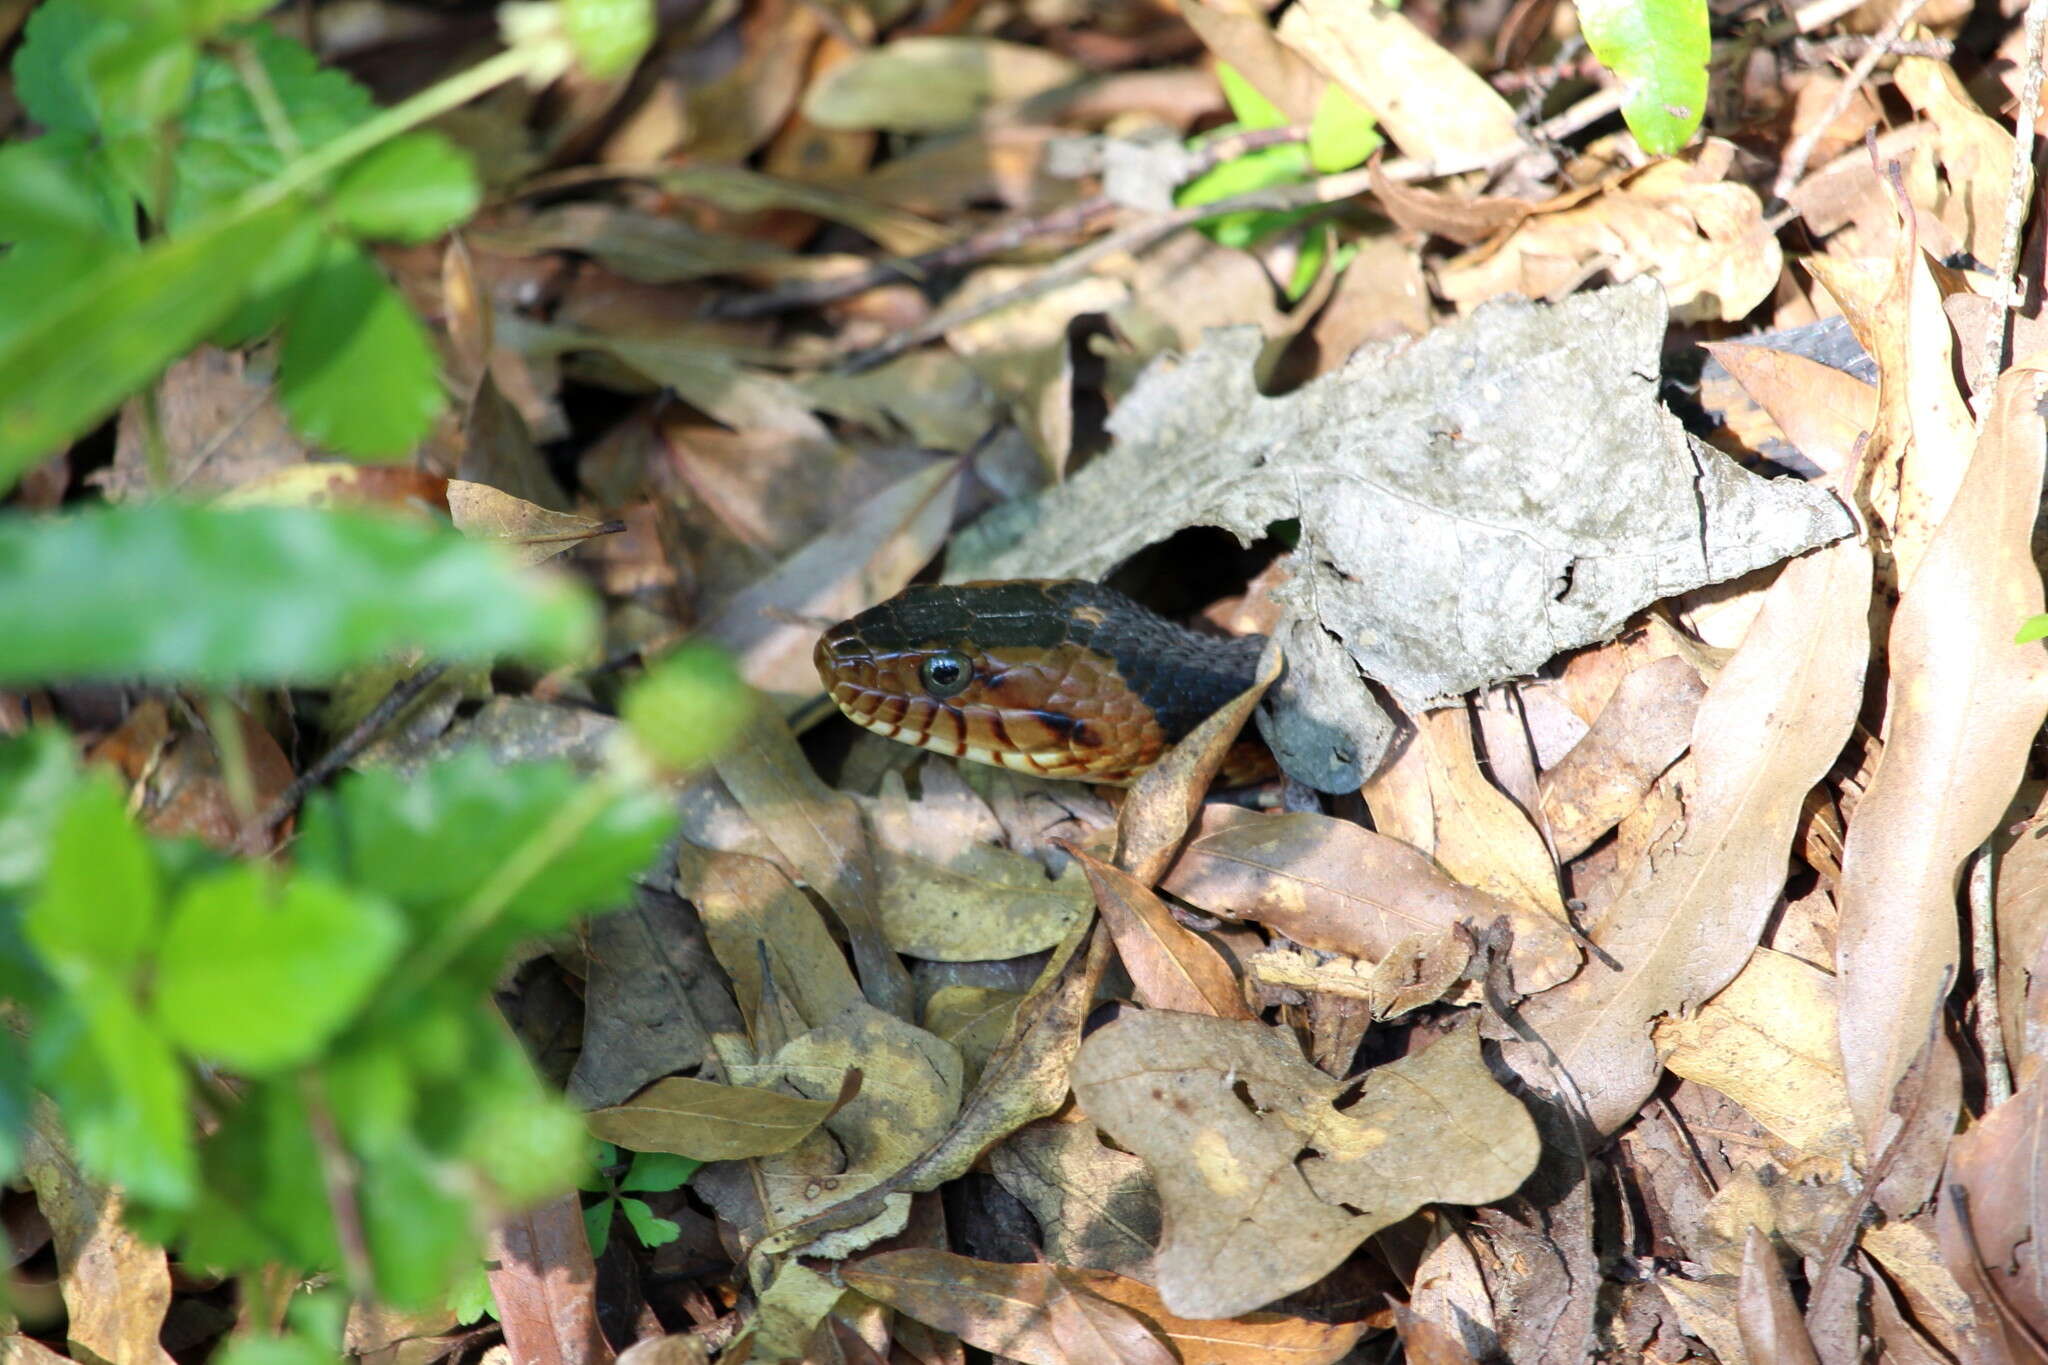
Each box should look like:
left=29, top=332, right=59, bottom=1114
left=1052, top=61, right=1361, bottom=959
left=812, top=582, right=1172, bottom=783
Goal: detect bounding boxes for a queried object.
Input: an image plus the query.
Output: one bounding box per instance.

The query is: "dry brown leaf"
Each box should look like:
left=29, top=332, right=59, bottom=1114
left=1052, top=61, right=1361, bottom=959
left=1393, top=1302, right=1483, bottom=1365
left=988, top=1120, right=1159, bottom=1276
left=1245, top=934, right=1471, bottom=1021
left=1044, top=1274, right=1179, bottom=1365
left=21, top=1103, right=175, bottom=1365
left=585, top=1074, right=854, bottom=1160
left=1804, top=248, right=1975, bottom=586
left=1072, top=1013, right=1537, bottom=1317
left=1836, top=362, right=2048, bottom=1146
left=1519, top=537, right=1871, bottom=1133
left=1308, top=234, right=1431, bottom=375
left=614, top=1335, right=713, bottom=1365
left=700, top=458, right=960, bottom=713
left=946, top=269, right=1129, bottom=477
left=1702, top=342, right=1875, bottom=476
left=1413, top=706, right=1568, bottom=924
left=1160, top=806, right=1580, bottom=995
left=1276, top=0, right=1521, bottom=166
left=713, top=706, right=915, bottom=1020
left=1437, top=150, right=1780, bottom=323
left=1538, top=655, right=1706, bottom=860
left=1368, top=161, right=1533, bottom=245
left=1738, top=1227, right=1822, bottom=1365
left=802, top=37, right=1082, bottom=132
left=1937, top=1072, right=2048, bottom=1362
left=102, top=346, right=310, bottom=500
left=1179, top=0, right=1325, bottom=122
left=1064, top=841, right=1250, bottom=1019
left=1114, top=637, right=1282, bottom=885
left=1893, top=58, right=2015, bottom=265
left=445, top=479, right=612, bottom=566
left=842, top=1250, right=1372, bottom=1365
left=1654, top=948, right=1859, bottom=1163
left=488, top=1195, right=614, bottom=1365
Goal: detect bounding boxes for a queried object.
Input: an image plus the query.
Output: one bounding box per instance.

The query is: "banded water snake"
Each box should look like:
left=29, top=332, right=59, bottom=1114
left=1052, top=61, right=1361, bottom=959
left=812, top=580, right=1273, bottom=785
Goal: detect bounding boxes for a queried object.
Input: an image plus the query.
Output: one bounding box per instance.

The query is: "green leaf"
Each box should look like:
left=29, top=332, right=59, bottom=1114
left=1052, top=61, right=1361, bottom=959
left=0, top=729, right=85, bottom=900
left=177, top=1080, right=336, bottom=1273
left=1576, top=0, right=1709, bottom=156
left=1176, top=141, right=1315, bottom=249
left=0, top=1033, right=33, bottom=1180
left=24, top=775, right=162, bottom=975
left=155, top=866, right=405, bottom=1073
left=329, top=132, right=480, bottom=243
left=33, top=977, right=196, bottom=1206
left=0, top=138, right=135, bottom=242
left=278, top=240, right=444, bottom=458
left=169, top=27, right=377, bottom=228
left=1306, top=84, right=1379, bottom=174
left=621, top=1150, right=700, bottom=1193
left=1215, top=63, right=1286, bottom=131
left=584, top=1197, right=615, bottom=1257
left=446, top=1264, right=498, bottom=1324
left=212, top=1332, right=333, bottom=1365
left=0, top=502, right=595, bottom=685
left=13, top=0, right=104, bottom=136
left=359, top=1136, right=480, bottom=1306
left=1287, top=226, right=1329, bottom=303
left=618, top=1195, right=679, bottom=1248
left=0, top=201, right=294, bottom=489
left=296, top=754, right=672, bottom=954
left=561, top=0, right=653, bottom=79
left=620, top=644, right=753, bottom=772
left=85, top=25, right=195, bottom=129
left=2018, top=614, right=2048, bottom=644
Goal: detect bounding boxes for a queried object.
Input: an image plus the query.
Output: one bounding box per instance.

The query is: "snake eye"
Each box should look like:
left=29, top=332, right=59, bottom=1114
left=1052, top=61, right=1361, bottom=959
left=919, top=651, right=972, bottom=699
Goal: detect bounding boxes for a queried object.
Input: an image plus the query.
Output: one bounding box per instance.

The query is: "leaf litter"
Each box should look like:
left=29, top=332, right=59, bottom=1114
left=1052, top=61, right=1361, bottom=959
left=25, top=0, right=2048, bottom=1360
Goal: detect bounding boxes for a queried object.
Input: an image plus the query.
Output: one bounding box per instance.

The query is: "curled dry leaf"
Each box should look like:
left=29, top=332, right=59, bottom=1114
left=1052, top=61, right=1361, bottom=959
left=1072, top=1013, right=1538, bottom=1318
left=1519, top=536, right=1870, bottom=1134
left=842, top=1250, right=1371, bottom=1365
left=1739, top=1227, right=1823, bottom=1365
left=1063, top=841, right=1251, bottom=1019
left=1437, top=151, right=1782, bottom=324
left=1538, top=654, right=1706, bottom=860
left=445, top=479, right=613, bottom=567
left=1160, top=805, right=1580, bottom=995
left=1836, top=362, right=2048, bottom=1148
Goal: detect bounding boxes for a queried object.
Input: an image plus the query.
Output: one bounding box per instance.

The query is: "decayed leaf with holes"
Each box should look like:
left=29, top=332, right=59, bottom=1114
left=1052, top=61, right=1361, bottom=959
left=1437, top=148, right=1780, bottom=323
left=1519, top=536, right=1870, bottom=1133
left=1538, top=654, right=1705, bottom=860
left=1161, top=806, right=1580, bottom=995
left=1836, top=362, right=2048, bottom=1148
left=843, top=1250, right=1372, bottom=1365
left=1072, top=1013, right=1536, bottom=1317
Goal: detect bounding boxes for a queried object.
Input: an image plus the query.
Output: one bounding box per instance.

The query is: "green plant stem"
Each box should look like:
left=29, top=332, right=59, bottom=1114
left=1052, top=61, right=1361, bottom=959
left=235, top=46, right=542, bottom=219
left=232, top=40, right=303, bottom=162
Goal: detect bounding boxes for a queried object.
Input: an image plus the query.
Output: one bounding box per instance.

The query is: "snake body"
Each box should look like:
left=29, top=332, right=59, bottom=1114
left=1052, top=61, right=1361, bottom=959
left=814, top=580, right=1270, bottom=785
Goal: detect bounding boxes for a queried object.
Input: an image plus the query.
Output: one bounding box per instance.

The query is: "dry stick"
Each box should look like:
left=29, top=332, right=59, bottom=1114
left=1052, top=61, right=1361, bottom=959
left=1986, top=0, right=2048, bottom=380
left=249, top=661, right=452, bottom=841
left=1970, top=846, right=2012, bottom=1107
left=711, top=123, right=1311, bottom=320
left=1771, top=0, right=1936, bottom=202
left=836, top=85, right=1625, bottom=373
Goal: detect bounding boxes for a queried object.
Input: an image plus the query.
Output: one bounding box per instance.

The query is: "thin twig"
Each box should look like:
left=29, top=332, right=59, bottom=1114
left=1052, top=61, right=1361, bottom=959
left=710, top=123, right=1310, bottom=320
left=1971, top=841, right=2014, bottom=1106
left=1983, top=0, right=2048, bottom=382
left=301, top=1071, right=374, bottom=1295
left=1789, top=34, right=1953, bottom=62
left=835, top=85, right=1625, bottom=372
left=1772, top=0, right=1935, bottom=202
left=249, top=661, right=451, bottom=841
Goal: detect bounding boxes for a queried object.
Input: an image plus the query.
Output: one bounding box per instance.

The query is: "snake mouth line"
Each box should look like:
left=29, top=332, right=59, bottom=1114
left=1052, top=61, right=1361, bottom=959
left=832, top=688, right=1074, bottom=775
